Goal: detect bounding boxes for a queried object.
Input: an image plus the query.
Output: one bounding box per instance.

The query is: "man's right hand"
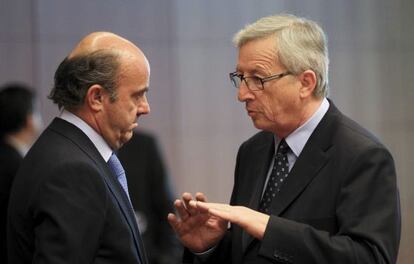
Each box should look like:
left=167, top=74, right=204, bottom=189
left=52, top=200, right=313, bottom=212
left=167, top=192, right=228, bottom=253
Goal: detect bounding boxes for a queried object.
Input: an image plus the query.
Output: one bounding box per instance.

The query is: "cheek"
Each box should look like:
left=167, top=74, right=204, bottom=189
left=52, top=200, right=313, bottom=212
left=258, top=95, right=280, bottom=121
left=115, top=100, right=135, bottom=121
left=118, top=102, right=138, bottom=128
left=108, top=105, right=126, bottom=125
left=127, top=100, right=138, bottom=115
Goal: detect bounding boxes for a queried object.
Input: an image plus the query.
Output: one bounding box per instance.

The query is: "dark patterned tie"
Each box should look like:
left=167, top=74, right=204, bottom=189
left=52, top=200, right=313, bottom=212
left=259, top=139, right=290, bottom=213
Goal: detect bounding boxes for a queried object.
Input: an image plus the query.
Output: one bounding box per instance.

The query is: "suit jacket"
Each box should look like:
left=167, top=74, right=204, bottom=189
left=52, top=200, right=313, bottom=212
left=7, top=118, right=148, bottom=264
left=185, top=102, right=400, bottom=264
left=118, top=131, right=182, bottom=264
left=0, top=140, right=23, bottom=262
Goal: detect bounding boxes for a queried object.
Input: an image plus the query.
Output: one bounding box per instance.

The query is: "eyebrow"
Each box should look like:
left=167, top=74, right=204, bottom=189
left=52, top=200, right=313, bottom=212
left=235, top=69, right=261, bottom=76
left=134, top=87, right=149, bottom=96
left=235, top=65, right=262, bottom=75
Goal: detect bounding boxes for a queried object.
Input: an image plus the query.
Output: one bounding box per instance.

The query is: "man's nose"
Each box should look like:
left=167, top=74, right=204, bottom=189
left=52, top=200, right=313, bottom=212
left=138, top=96, right=150, bottom=115
left=238, top=83, right=254, bottom=102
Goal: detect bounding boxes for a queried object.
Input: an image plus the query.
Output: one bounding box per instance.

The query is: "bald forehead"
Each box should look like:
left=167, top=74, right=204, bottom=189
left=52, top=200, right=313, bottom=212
left=68, top=32, right=145, bottom=61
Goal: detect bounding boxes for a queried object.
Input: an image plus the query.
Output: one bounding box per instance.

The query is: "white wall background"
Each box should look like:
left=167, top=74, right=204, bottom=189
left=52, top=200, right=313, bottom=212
left=1, top=0, right=413, bottom=262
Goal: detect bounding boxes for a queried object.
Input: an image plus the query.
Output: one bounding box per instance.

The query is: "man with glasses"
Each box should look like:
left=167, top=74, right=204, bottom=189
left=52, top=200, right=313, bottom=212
left=169, top=14, right=401, bottom=263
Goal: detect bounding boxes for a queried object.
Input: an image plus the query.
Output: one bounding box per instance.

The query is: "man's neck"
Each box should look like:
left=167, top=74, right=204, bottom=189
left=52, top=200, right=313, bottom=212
left=274, top=97, right=324, bottom=139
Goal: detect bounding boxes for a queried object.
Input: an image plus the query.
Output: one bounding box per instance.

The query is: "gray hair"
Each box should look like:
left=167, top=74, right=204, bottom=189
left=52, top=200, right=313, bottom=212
left=49, top=50, right=120, bottom=110
left=233, top=14, right=329, bottom=97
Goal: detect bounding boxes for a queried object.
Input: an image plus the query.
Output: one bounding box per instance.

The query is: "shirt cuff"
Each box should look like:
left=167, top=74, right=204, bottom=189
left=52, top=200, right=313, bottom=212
left=192, top=244, right=218, bottom=261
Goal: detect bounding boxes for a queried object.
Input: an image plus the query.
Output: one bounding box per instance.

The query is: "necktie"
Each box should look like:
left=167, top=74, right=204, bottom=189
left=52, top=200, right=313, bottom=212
left=107, top=153, right=144, bottom=264
left=259, top=139, right=290, bottom=213
left=108, top=153, right=131, bottom=202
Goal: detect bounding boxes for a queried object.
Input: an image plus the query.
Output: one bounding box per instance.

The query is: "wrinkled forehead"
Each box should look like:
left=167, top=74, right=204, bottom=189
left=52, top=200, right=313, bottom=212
left=236, top=36, right=280, bottom=71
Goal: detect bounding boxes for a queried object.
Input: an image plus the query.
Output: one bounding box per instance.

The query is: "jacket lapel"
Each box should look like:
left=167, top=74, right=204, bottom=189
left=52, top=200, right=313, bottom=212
left=246, top=137, right=275, bottom=211
left=269, top=102, right=337, bottom=216
left=270, top=139, right=331, bottom=216
left=99, top=166, right=147, bottom=264
left=241, top=133, right=274, bottom=252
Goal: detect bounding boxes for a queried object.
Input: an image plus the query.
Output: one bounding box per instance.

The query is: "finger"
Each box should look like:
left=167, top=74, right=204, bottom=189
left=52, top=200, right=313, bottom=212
left=167, top=213, right=178, bottom=226
left=182, top=192, right=193, bottom=202
left=198, top=202, right=228, bottom=212
left=167, top=213, right=183, bottom=234
left=197, top=202, right=234, bottom=221
left=195, top=192, right=207, bottom=202
left=191, top=200, right=210, bottom=214
left=174, top=199, right=190, bottom=220
left=209, top=207, right=231, bottom=221
left=182, top=192, right=193, bottom=209
left=182, top=193, right=198, bottom=215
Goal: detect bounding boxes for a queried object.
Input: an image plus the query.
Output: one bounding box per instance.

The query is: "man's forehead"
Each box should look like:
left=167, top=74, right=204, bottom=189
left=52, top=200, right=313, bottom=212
left=68, top=32, right=141, bottom=59
left=236, top=44, right=278, bottom=72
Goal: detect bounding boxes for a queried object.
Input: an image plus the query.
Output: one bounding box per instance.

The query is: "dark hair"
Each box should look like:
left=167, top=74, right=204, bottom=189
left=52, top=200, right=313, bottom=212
left=0, top=83, right=35, bottom=137
left=49, top=50, right=120, bottom=110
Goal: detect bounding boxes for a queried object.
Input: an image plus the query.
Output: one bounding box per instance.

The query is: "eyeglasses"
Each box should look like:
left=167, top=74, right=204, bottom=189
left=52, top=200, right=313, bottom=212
left=229, top=71, right=291, bottom=91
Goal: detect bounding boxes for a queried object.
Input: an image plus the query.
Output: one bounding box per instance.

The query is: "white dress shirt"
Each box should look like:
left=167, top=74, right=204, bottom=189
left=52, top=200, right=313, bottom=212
left=59, top=110, right=113, bottom=162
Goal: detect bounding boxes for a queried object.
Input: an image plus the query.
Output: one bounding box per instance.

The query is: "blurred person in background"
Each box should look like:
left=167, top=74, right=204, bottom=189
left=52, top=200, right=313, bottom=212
left=118, top=130, right=182, bottom=264
left=0, top=83, right=42, bottom=262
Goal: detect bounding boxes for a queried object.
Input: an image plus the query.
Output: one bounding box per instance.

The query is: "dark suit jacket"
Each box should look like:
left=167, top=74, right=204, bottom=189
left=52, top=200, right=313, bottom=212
left=118, top=131, right=182, bottom=264
left=7, top=118, right=148, bottom=264
left=0, top=140, right=23, bottom=262
left=185, top=102, right=400, bottom=264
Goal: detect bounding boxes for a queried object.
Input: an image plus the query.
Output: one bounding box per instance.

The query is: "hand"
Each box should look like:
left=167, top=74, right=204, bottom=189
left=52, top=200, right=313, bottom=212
left=168, top=192, right=228, bottom=253
left=194, top=202, right=270, bottom=240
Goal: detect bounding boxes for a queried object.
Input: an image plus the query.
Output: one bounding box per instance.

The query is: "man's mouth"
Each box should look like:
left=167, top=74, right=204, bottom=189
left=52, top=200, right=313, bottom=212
left=247, top=108, right=256, bottom=116
left=130, top=123, right=138, bottom=130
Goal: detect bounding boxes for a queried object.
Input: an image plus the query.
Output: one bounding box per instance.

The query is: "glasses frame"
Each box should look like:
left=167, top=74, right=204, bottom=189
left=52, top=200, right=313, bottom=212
left=229, top=71, right=291, bottom=91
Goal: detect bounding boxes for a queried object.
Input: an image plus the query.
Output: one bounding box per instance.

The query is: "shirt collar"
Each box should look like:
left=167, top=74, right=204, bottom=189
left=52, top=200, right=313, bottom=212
left=59, top=110, right=113, bottom=162
left=274, top=98, right=330, bottom=157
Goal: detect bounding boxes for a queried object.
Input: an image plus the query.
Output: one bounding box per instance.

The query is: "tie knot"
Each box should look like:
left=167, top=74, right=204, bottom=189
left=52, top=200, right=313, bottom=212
left=107, top=153, right=125, bottom=179
left=277, top=139, right=290, bottom=155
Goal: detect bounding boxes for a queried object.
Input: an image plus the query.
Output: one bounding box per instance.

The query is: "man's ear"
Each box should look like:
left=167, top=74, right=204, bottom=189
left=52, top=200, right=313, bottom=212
left=85, top=84, right=105, bottom=112
left=299, top=70, right=317, bottom=99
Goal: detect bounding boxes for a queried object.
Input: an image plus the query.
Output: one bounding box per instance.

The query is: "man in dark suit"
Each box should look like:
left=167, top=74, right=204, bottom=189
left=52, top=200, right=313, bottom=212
left=0, top=84, right=41, bottom=262
left=118, top=131, right=182, bottom=264
left=7, top=32, right=150, bottom=263
left=168, top=14, right=401, bottom=263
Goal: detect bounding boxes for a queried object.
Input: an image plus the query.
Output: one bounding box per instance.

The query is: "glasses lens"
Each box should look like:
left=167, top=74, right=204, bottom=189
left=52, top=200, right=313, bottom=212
left=250, top=77, right=263, bottom=90
left=230, top=73, right=241, bottom=88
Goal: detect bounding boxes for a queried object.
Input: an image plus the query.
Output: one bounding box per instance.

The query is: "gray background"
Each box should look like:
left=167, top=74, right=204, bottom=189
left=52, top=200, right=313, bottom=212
left=1, top=0, right=413, bottom=262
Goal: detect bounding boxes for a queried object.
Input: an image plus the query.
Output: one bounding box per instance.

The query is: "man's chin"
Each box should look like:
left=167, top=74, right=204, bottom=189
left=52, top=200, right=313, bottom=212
left=251, top=118, right=270, bottom=131
left=251, top=117, right=262, bottom=128
left=112, top=132, right=133, bottom=150
left=121, top=131, right=134, bottom=144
